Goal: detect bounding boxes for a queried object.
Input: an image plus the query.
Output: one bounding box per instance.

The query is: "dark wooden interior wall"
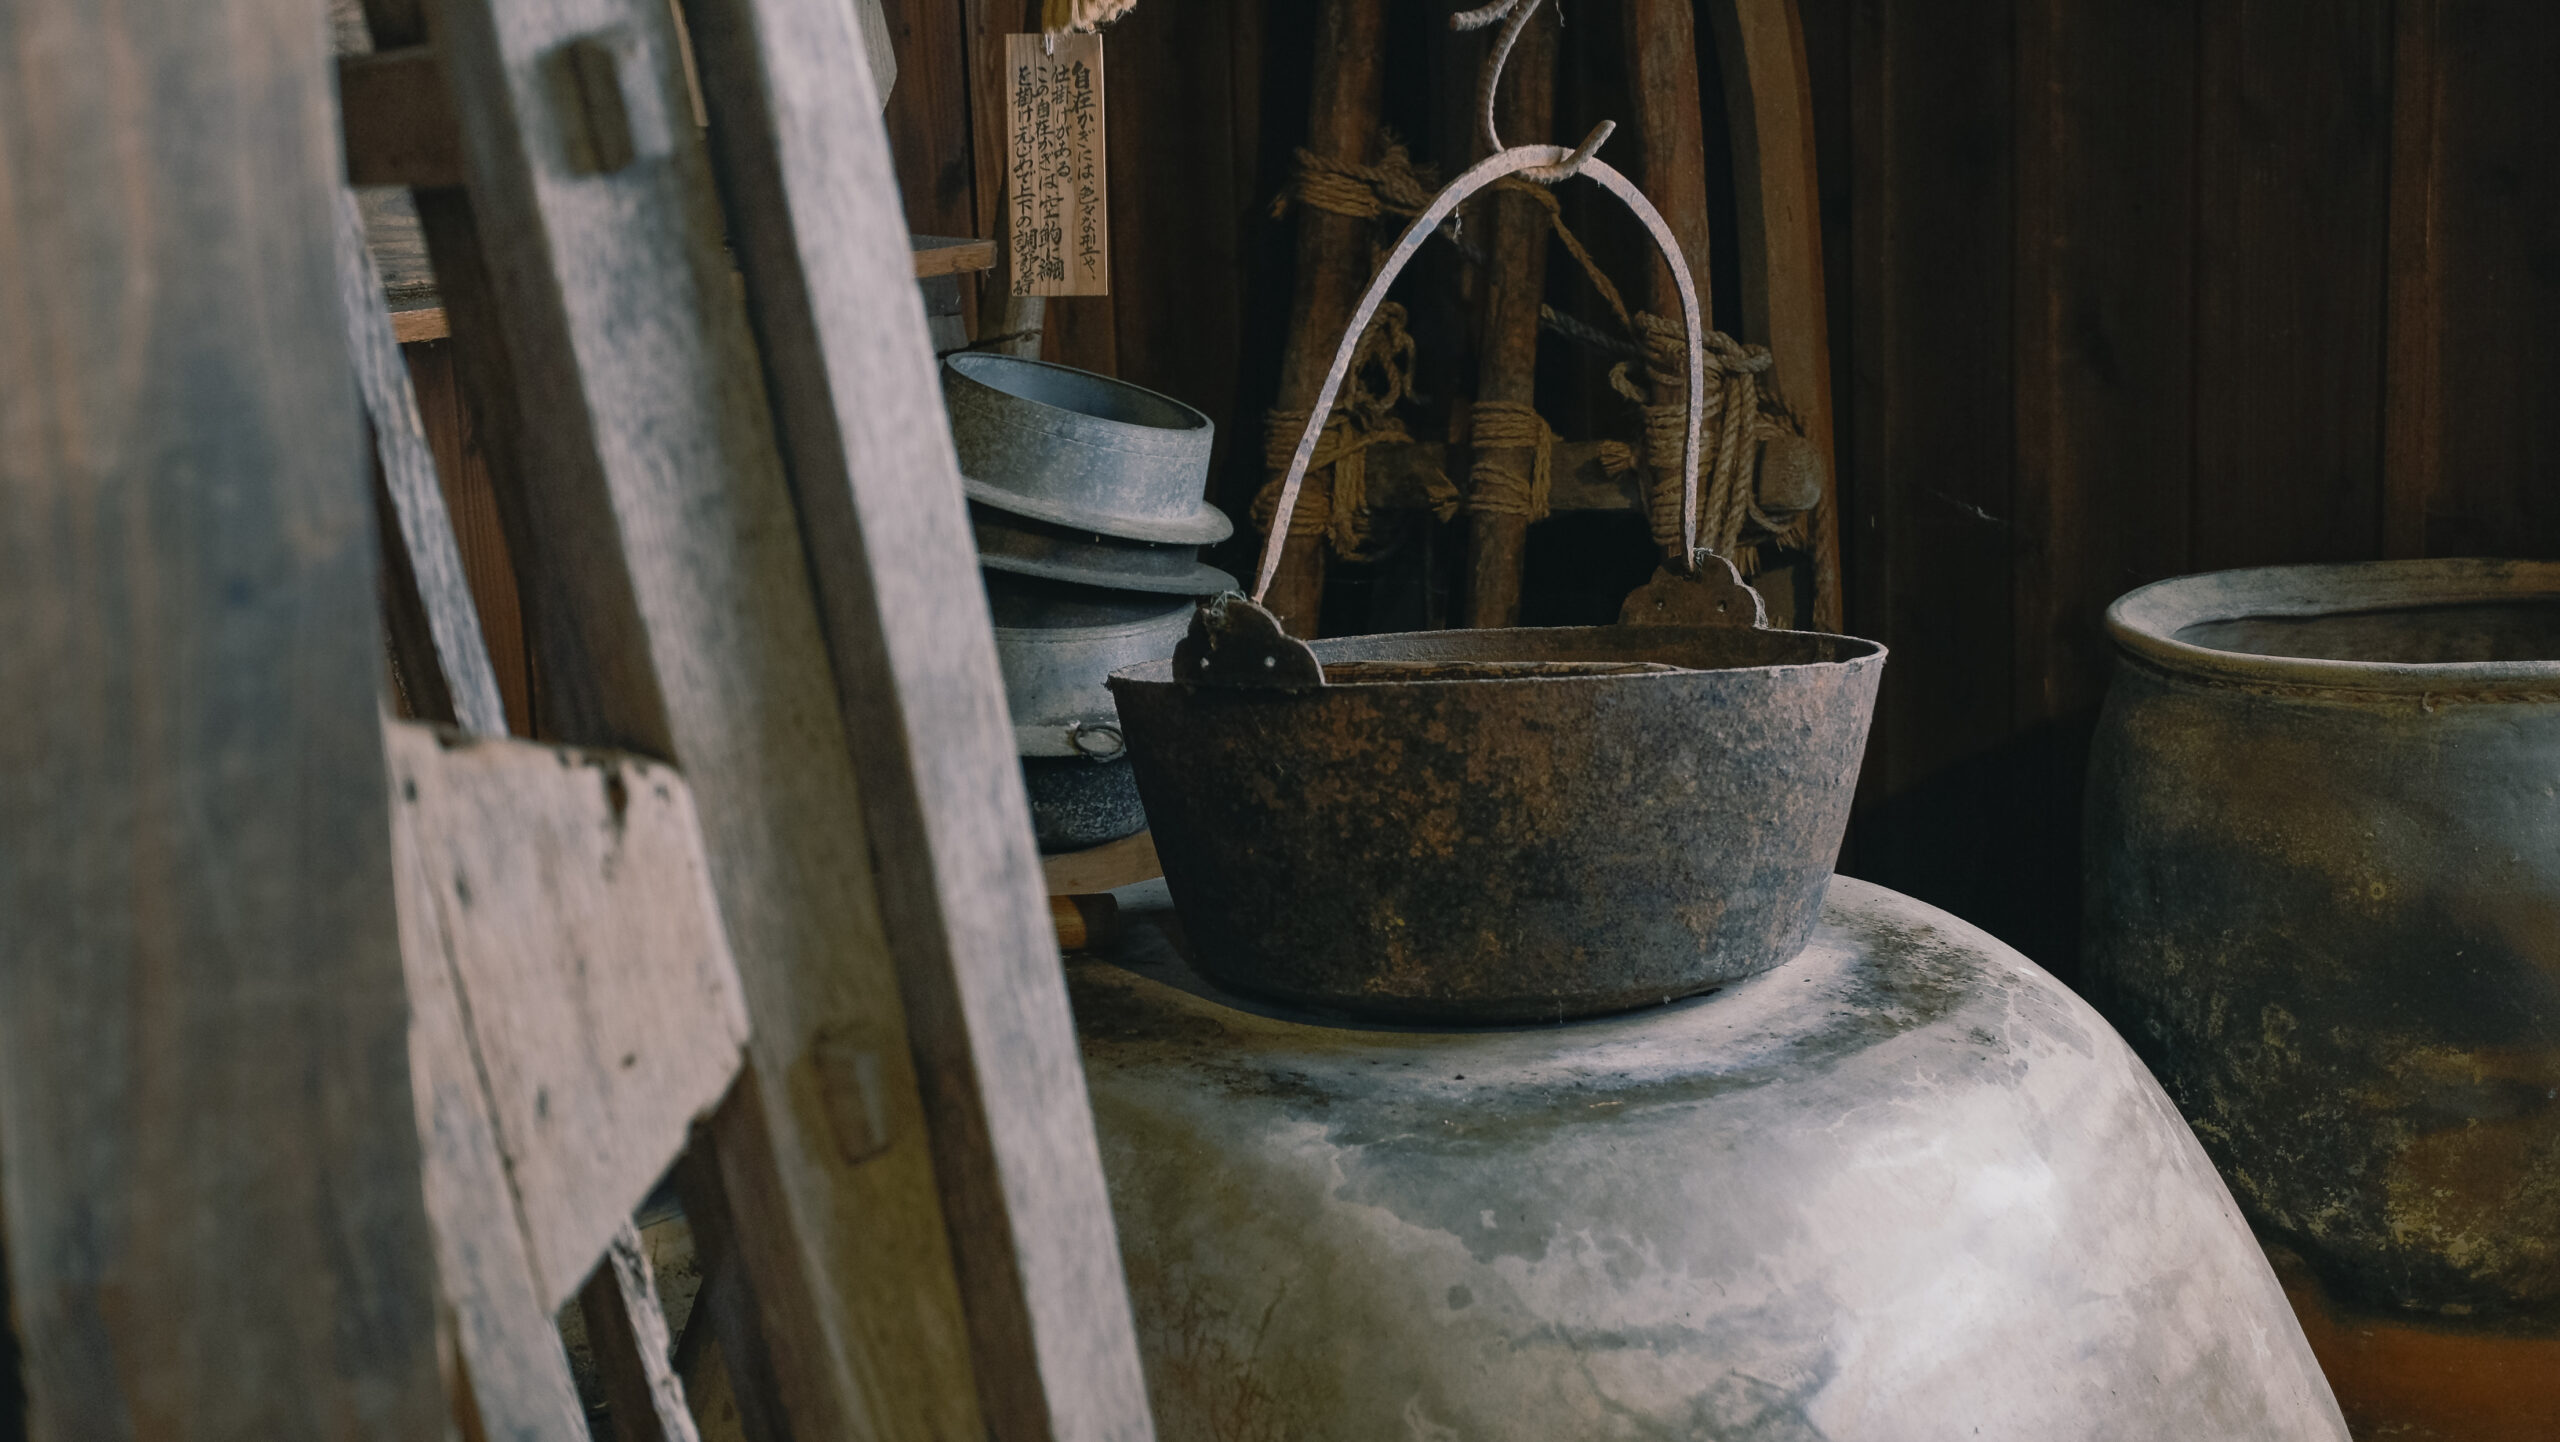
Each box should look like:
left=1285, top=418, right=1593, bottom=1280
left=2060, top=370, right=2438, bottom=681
left=876, top=0, right=2560, bottom=981
left=1816, top=0, right=2560, bottom=979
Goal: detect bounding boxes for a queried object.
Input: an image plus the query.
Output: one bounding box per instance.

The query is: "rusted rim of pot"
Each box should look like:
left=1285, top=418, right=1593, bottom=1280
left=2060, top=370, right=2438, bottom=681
left=2106, top=557, right=2560, bottom=695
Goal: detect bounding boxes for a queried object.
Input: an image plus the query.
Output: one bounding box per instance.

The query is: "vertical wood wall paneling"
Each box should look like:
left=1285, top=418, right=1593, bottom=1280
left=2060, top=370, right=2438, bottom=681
left=1837, top=0, right=2019, bottom=948
left=2419, top=0, right=2560, bottom=558
left=2005, top=0, right=2200, bottom=974
left=2381, top=0, right=2442, bottom=559
left=1095, top=1, right=1246, bottom=479
left=2192, top=0, right=2394, bottom=574
left=0, top=0, right=447, bottom=1433
left=880, top=0, right=983, bottom=342
left=967, top=0, right=1026, bottom=320
left=880, top=0, right=978, bottom=239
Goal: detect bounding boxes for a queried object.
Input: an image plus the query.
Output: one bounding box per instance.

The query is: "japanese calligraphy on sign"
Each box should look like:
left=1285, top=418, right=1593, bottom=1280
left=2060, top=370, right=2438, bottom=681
left=1004, top=32, right=1109, bottom=296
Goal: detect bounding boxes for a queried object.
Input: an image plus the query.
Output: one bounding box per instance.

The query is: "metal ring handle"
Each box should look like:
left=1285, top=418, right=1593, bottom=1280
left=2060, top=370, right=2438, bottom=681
left=1251, top=144, right=1706, bottom=603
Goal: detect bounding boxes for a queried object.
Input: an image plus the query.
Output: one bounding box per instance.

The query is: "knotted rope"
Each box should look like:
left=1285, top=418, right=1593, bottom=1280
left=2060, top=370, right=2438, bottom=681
left=1271, top=134, right=1439, bottom=223
left=1465, top=401, right=1556, bottom=520
left=1611, top=311, right=1804, bottom=567
left=1254, top=303, right=1456, bottom=560
left=1488, top=176, right=1633, bottom=331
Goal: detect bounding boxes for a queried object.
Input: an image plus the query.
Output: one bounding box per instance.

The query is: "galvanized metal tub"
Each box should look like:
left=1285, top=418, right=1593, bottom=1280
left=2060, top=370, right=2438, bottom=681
left=995, top=601, right=1191, bottom=852
left=970, top=502, right=1236, bottom=597
left=943, top=352, right=1227, bottom=544
left=995, top=602, right=1194, bottom=749
left=2084, top=558, right=2560, bottom=1434
left=1109, top=619, right=1884, bottom=1021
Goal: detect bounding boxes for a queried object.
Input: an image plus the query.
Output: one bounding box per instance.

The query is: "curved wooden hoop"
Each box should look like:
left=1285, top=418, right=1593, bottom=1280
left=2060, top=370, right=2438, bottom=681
left=1251, top=145, right=1706, bottom=603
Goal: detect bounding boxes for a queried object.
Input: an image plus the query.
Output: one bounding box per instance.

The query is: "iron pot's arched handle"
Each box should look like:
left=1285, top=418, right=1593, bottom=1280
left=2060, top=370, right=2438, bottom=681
left=1250, top=142, right=1708, bottom=604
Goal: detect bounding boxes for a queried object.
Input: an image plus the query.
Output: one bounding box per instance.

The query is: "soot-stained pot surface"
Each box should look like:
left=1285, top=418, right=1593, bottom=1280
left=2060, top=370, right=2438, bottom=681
left=1072, top=876, right=2346, bottom=1441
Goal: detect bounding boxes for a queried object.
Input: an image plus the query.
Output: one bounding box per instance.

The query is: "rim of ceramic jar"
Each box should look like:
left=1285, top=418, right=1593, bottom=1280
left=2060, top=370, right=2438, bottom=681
left=2105, top=557, right=2560, bottom=695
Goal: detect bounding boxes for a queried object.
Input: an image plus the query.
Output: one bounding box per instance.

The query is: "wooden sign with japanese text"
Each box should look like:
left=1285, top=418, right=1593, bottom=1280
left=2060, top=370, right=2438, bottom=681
left=1003, top=32, right=1108, bottom=296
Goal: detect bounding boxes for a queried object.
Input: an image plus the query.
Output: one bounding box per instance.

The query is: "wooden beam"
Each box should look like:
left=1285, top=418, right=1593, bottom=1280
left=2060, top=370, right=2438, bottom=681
left=372, top=241, right=998, bottom=346
left=1263, top=0, right=1391, bottom=636
left=1708, top=0, right=1845, bottom=628
left=338, top=185, right=509, bottom=733
left=341, top=45, right=466, bottom=187
left=912, top=234, right=1002, bottom=278
left=391, top=0, right=992, bottom=1433
left=678, top=0, right=1156, bottom=1436
left=0, top=0, right=447, bottom=1433
left=578, top=1223, right=707, bottom=1442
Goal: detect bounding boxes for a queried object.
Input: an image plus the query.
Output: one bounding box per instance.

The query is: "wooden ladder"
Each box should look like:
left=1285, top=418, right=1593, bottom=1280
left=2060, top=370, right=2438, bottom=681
left=0, top=0, right=1153, bottom=1438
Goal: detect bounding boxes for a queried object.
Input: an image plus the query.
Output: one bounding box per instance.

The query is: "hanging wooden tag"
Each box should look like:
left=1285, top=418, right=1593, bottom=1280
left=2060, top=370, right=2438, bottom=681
left=1003, top=32, right=1109, bottom=296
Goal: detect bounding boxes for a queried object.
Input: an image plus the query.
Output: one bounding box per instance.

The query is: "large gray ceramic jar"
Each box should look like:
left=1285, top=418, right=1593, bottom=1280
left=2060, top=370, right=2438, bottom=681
left=1079, top=877, right=2347, bottom=1440
left=2084, top=558, right=2560, bottom=1328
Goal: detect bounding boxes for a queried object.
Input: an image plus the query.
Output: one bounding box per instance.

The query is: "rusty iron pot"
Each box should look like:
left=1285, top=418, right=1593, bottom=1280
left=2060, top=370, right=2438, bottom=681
left=1108, top=573, right=1883, bottom=1022
left=2084, top=558, right=2560, bottom=1431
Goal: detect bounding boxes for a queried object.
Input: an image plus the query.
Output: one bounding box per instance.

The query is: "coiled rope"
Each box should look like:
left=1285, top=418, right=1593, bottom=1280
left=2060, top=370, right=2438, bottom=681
left=1253, top=303, right=1458, bottom=560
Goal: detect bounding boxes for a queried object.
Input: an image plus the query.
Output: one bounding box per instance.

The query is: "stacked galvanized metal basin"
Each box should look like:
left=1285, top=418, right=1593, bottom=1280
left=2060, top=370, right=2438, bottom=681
left=943, top=352, right=1233, bottom=850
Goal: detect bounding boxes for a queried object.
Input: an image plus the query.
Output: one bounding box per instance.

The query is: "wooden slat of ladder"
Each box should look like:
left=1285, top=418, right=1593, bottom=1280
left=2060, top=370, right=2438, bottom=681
left=679, top=1, right=1154, bottom=1436
left=381, top=0, right=991, bottom=1433
left=384, top=723, right=748, bottom=1311
left=0, top=0, right=448, bottom=1434
left=341, top=45, right=727, bottom=1422
left=338, top=182, right=510, bottom=736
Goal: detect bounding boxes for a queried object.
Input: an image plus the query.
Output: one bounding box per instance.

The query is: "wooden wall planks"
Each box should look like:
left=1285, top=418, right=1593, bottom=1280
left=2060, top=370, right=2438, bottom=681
left=2408, top=0, right=2560, bottom=560
left=1810, top=0, right=2560, bottom=977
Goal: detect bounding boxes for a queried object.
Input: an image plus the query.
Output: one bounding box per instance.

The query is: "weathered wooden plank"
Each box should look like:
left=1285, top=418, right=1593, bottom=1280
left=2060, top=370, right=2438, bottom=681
left=396, top=0, right=989, bottom=1435
left=392, top=755, right=593, bottom=1442
left=340, top=186, right=510, bottom=735
left=2192, top=0, right=2393, bottom=573
left=0, top=0, right=446, bottom=1433
left=679, top=0, right=1155, bottom=1436
left=578, top=1223, right=705, bottom=1442
left=382, top=722, right=747, bottom=1308
left=404, top=340, right=535, bottom=732
left=914, top=235, right=1001, bottom=277
left=1039, top=830, right=1161, bottom=896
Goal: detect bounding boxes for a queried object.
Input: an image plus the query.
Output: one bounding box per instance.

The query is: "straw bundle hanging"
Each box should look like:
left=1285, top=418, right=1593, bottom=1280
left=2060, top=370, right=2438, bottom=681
left=1042, top=0, right=1134, bottom=32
